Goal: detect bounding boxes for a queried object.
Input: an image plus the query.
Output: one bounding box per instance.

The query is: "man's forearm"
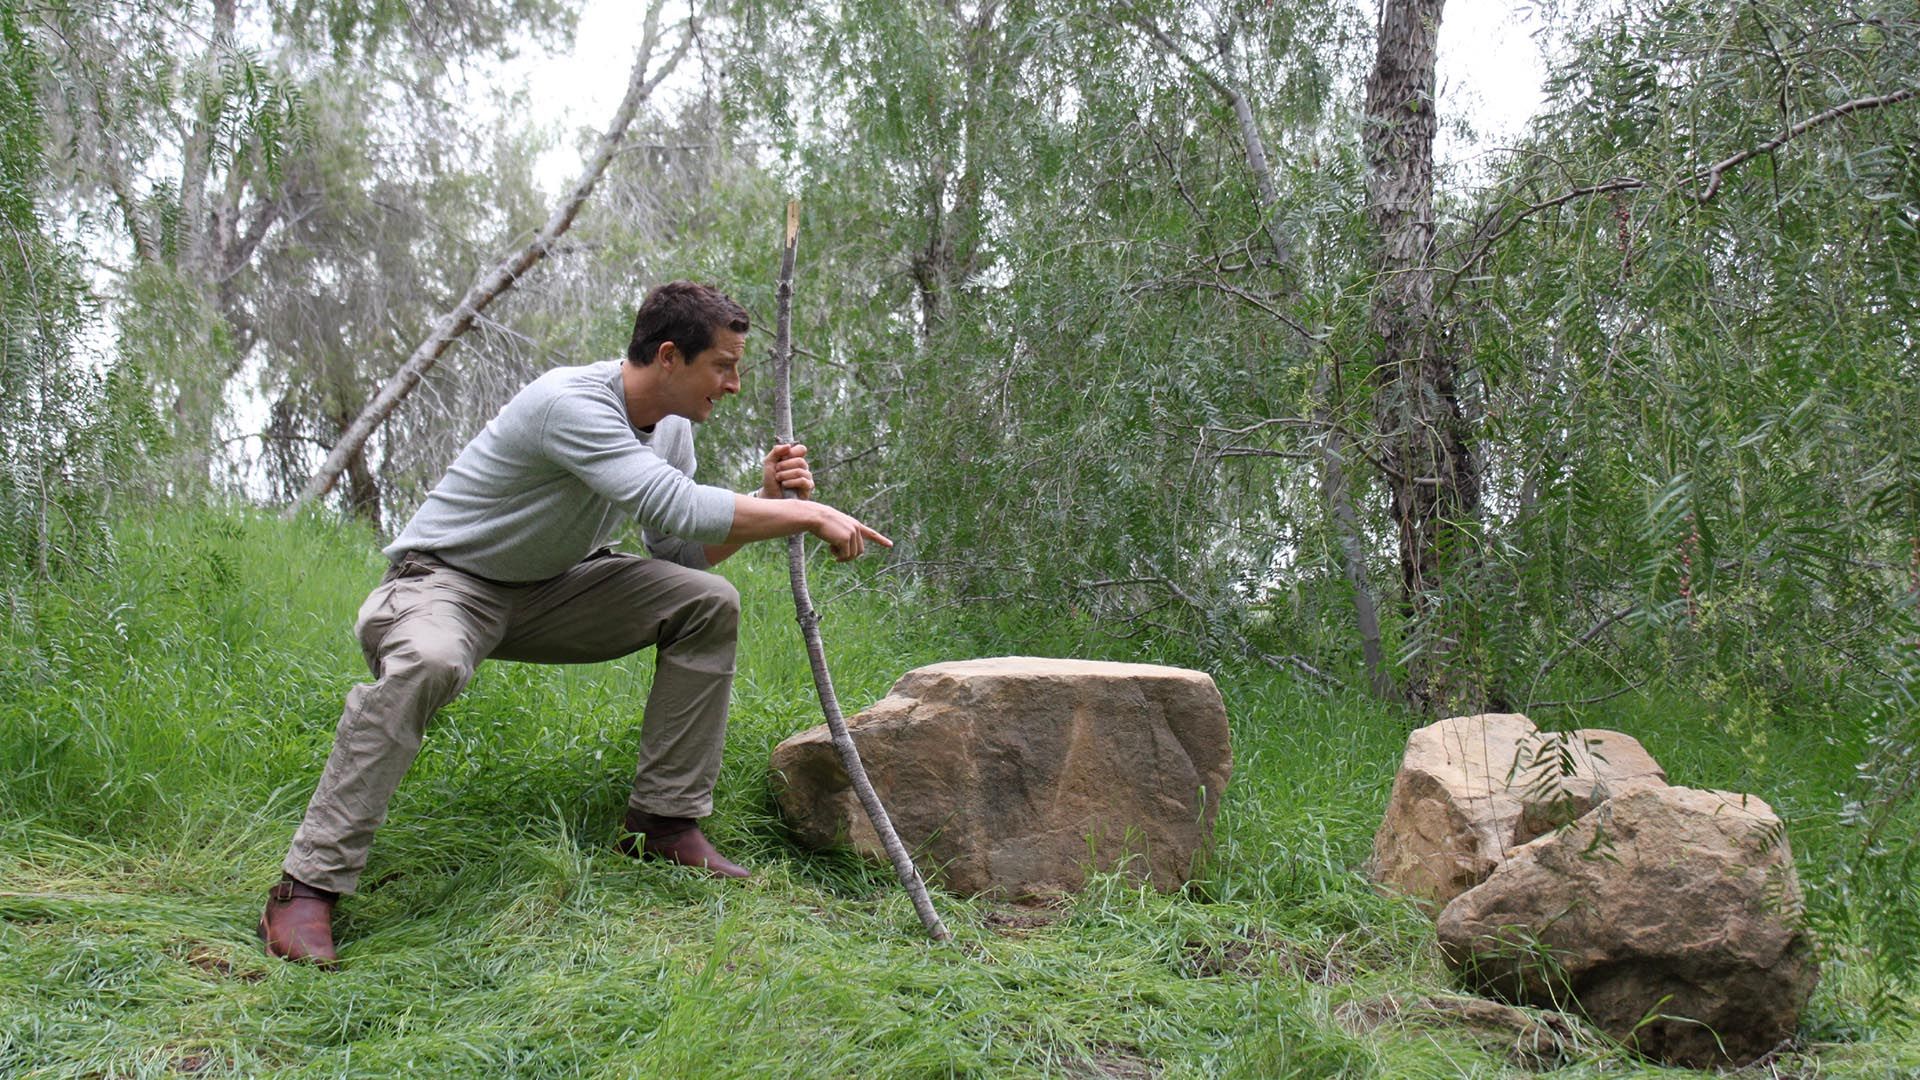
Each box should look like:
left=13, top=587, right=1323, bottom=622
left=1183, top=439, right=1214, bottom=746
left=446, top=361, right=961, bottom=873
left=703, top=493, right=819, bottom=565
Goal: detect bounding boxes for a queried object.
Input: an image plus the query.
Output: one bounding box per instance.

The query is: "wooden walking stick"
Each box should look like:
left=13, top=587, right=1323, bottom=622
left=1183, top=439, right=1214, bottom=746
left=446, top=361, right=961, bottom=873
left=771, top=201, right=951, bottom=942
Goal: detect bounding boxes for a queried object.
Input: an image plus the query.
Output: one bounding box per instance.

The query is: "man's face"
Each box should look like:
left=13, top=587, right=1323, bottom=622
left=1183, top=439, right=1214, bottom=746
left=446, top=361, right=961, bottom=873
left=665, top=327, right=744, bottom=423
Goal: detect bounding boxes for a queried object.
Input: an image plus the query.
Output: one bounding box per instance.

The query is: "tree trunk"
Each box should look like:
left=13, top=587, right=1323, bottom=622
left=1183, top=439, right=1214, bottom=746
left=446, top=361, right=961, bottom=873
left=1130, top=14, right=1395, bottom=701
left=177, top=0, right=237, bottom=283
left=909, top=1, right=1001, bottom=338
left=1314, top=365, right=1394, bottom=701
left=327, top=410, right=383, bottom=530
left=1363, top=0, right=1479, bottom=714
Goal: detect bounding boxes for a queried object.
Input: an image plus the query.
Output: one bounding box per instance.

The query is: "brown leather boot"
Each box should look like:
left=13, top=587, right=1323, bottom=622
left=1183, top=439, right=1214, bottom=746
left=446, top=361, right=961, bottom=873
left=258, top=875, right=340, bottom=967
left=618, top=809, right=751, bottom=879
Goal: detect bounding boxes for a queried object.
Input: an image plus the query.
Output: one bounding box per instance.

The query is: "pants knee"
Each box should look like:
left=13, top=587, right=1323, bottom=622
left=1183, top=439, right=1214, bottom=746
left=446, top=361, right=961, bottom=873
left=705, top=577, right=740, bottom=624
left=389, top=638, right=476, bottom=703
left=676, top=575, right=739, bottom=645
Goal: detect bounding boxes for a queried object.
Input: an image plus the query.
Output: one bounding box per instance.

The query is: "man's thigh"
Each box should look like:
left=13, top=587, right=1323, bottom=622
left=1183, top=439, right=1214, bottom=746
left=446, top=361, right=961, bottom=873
left=354, top=555, right=514, bottom=676
left=489, top=553, right=738, bottom=665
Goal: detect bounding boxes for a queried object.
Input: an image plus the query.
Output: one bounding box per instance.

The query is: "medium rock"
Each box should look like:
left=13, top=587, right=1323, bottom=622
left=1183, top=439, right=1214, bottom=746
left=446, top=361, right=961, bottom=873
left=1435, top=786, right=1817, bottom=1068
left=1368, top=713, right=1666, bottom=909
left=769, top=657, right=1231, bottom=897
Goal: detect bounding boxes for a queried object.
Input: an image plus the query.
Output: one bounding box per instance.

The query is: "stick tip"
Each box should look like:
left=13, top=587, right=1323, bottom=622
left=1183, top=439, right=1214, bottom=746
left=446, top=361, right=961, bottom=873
left=785, top=200, right=799, bottom=245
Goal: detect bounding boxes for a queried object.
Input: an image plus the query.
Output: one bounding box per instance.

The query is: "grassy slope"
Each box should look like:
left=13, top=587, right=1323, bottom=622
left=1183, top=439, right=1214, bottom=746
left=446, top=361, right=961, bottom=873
left=0, top=507, right=1911, bottom=1078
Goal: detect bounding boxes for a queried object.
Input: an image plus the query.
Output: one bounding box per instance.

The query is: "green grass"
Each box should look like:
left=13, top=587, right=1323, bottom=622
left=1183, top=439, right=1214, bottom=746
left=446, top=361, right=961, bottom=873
left=0, top=506, right=1914, bottom=1077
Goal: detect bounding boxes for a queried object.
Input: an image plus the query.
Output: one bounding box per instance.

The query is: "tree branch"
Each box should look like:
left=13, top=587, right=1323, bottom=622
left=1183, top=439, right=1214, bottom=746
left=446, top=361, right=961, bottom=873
left=1120, top=11, right=1294, bottom=274
left=1532, top=603, right=1639, bottom=686
left=1446, top=86, right=1919, bottom=282
left=1527, top=679, right=1647, bottom=710
left=772, top=200, right=950, bottom=943
left=287, top=6, right=690, bottom=513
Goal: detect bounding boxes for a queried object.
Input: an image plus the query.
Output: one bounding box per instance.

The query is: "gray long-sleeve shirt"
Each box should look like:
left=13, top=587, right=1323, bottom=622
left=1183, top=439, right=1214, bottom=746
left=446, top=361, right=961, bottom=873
left=383, top=360, right=736, bottom=582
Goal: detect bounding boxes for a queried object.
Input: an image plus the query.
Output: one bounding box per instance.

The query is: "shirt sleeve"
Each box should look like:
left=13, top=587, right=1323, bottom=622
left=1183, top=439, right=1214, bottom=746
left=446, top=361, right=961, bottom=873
left=535, top=393, right=735, bottom=544
left=641, top=530, right=714, bottom=571
left=641, top=417, right=718, bottom=569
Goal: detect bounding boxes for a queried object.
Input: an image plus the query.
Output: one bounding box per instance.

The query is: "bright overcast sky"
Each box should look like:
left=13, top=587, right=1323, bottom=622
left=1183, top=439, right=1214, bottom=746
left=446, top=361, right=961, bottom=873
left=1435, top=0, right=1551, bottom=176
left=502, top=0, right=1550, bottom=196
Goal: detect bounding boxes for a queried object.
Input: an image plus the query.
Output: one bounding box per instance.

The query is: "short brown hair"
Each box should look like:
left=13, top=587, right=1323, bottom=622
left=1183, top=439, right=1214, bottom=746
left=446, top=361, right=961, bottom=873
left=626, top=281, right=749, bottom=365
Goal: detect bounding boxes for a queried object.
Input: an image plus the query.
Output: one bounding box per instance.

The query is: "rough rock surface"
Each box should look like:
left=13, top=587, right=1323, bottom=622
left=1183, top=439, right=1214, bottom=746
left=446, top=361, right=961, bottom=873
left=1369, top=713, right=1667, bottom=909
left=769, top=657, right=1231, bottom=897
left=1435, top=785, right=1816, bottom=1068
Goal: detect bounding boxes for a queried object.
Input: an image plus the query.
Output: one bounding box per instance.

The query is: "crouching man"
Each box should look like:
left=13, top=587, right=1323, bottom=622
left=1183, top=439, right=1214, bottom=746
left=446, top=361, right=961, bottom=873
left=261, top=280, right=888, bottom=965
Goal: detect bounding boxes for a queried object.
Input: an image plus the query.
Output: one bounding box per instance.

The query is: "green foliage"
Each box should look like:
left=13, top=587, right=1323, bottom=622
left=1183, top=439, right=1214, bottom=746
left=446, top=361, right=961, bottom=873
left=1835, top=637, right=1920, bottom=1021
left=1458, top=0, right=1920, bottom=685
left=714, top=0, right=1381, bottom=673
left=272, top=0, right=573, bottom=62
left=0, top=1, right=160, bottom=579
left=1, top=507, right=1917, bottom=1075
left=1439, top=0, right=1920, bottom=987
left=26, top=0, right=579, bottom=508
left=188, top=32, right=312, bottom=187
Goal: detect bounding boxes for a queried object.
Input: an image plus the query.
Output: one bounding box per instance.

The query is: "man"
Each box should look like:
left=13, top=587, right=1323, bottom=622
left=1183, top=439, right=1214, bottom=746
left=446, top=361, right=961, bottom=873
left=261, top=281, right=888, bottom=965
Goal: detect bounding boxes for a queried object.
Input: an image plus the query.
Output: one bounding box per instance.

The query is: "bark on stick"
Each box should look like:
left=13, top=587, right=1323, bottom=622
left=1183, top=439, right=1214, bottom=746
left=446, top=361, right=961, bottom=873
left=772, top=200, right=950, bottom=942
left=286, top=2, right=688, bottom=516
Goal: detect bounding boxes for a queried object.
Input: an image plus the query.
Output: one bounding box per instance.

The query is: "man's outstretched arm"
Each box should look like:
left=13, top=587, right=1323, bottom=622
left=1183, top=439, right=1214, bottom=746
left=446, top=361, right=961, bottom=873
left=706, top=493, right=889, bottom=565
left=704, top=443, right=889, bottom=565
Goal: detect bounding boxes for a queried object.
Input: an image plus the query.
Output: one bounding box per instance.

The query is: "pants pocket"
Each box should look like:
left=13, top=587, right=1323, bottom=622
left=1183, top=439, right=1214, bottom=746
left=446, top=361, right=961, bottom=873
left=355, top=573, right=430, bottom=670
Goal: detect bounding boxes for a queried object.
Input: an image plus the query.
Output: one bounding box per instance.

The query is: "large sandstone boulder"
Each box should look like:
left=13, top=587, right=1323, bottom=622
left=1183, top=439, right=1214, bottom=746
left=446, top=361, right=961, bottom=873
left=769, top=657, right=1231, bottom=897
left=1369, top=713, right=1666, bottom=909
left=1435, top=786, right=1817, bottom=1068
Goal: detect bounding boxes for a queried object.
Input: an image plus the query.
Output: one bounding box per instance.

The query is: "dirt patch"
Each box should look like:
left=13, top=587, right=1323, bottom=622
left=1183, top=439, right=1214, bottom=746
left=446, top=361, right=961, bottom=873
left=1337, top=993, right=1582, bottom=1069
left=183, top=943, right=266, bottom=982
left=1073, top=1044, right=1156, bottom=1079
left=1180, top=931, right=1357, bottom=985
left=983, top=905, right=1061, bottom=936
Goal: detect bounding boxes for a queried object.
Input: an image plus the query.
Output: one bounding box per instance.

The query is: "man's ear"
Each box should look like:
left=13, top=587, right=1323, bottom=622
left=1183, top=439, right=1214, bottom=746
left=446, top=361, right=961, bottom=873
left=654, top=341, right=680, bottom=367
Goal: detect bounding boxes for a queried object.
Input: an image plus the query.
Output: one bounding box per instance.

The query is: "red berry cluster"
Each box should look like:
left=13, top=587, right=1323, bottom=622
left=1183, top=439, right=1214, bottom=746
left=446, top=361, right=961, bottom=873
left=1612, top=193, right=1633, bottom=275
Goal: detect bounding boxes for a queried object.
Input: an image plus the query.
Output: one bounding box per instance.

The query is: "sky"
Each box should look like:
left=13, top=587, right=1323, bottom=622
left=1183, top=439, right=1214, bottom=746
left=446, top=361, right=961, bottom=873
left=502, top=0, right=1552, bottom=196
left=1434, top=1, right=1552, bottom=173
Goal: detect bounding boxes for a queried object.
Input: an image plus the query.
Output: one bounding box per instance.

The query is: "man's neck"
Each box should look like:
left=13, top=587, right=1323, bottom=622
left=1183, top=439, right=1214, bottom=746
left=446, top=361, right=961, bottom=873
left=621, top=359, right=669, bottom=430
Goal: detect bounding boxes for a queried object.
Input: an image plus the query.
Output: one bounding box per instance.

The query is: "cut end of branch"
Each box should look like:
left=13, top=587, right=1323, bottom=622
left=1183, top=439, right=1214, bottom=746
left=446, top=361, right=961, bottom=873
left=786, top=200, right=800, bottom=246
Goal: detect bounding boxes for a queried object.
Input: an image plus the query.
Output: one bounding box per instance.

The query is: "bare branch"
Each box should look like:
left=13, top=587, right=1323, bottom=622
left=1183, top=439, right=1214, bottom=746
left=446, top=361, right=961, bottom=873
left=772, top=201, right=950, bottom=943
left=1247, top=647, right=1345, bottom=689
left=1533, top=603, right=1639, bottom=685
left=1528, top=680, right=1647, bottom=710
left=1130, top=274, right=1329, bottom=352
left=1695, top=86, right=1918, bottom=200
left=1445, top=86, right=1919, bottom=281
left=1211, top=447, right=1318, bottom=461
left=288, top=7, right=691, bottom=514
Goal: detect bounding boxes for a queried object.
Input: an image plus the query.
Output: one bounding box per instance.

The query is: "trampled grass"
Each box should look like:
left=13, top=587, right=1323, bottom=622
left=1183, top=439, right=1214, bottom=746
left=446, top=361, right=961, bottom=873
left=1, top=507, right=1914, bottom=1077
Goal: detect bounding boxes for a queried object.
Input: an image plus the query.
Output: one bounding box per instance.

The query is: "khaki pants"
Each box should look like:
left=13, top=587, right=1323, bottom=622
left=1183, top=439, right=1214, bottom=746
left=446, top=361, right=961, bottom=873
left=282, top=550, right=739, bottom=895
